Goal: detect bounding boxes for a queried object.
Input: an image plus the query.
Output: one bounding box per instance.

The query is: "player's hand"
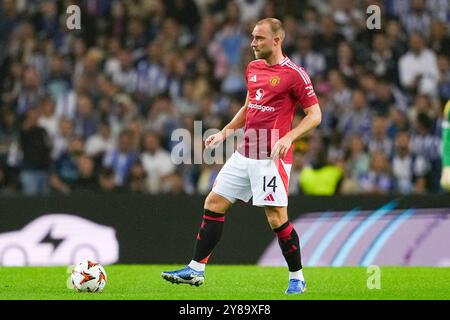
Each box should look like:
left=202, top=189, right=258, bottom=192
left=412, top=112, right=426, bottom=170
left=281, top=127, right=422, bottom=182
left=271, top=135, right=293, bottom=159
left=205, top=131, right=225, bottom=148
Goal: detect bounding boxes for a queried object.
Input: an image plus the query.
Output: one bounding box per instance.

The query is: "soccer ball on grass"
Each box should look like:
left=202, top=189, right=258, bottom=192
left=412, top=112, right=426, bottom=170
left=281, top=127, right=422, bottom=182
left=71, top=260, right=107, bottom=292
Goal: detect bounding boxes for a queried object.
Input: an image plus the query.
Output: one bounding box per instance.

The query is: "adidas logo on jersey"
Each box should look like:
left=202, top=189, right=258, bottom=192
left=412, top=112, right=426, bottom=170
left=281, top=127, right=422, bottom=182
left=249, top=74, right=257, bottom=82
left=264, top=194, right=275, bottom=201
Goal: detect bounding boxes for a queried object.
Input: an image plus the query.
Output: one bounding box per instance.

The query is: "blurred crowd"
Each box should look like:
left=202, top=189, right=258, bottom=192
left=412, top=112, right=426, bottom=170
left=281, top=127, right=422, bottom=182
left=0, top=0, right=449, bottom=196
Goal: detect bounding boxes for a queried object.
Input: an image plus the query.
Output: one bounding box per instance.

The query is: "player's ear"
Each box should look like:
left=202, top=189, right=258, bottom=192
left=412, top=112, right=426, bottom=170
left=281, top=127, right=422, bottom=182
left=273, top=36, right=281, bottom=47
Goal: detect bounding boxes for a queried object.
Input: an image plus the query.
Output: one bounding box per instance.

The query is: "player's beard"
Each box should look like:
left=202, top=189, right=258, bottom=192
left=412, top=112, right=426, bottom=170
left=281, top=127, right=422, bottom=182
left=254, top=48, right=272, bottom=60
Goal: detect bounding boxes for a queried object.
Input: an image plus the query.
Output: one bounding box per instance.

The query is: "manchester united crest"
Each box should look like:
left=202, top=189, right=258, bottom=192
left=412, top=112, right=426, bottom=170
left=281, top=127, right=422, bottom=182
left=270, top=76, right=281, bottom=86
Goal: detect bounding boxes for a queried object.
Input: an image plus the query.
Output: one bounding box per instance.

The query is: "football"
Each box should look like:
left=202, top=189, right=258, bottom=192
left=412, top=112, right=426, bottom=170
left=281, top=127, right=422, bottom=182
left=71, top=260, right=107, bottom=292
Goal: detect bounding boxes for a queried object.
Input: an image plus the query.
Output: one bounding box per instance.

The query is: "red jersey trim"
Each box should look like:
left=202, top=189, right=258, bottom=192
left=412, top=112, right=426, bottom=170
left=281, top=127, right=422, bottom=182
left=281, top=59, right=311, bottom=85
left=275, top=158, right=289, bottom=195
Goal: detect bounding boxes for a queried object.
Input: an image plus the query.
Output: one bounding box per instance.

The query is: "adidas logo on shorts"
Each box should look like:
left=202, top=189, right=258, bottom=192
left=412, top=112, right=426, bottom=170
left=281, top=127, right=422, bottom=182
left=264, top=194, right=275, bottom=201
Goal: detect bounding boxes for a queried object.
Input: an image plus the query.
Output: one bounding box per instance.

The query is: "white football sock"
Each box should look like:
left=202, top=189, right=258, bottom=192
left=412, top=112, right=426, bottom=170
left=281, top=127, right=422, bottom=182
left=289, top=270, right=304, bottom=281
left=188, top=260, right=206, bottom=272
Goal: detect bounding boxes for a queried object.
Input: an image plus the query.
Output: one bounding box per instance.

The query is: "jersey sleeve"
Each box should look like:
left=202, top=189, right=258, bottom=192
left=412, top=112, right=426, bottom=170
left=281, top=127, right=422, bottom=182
left=291, top=69, right=319, bottom=109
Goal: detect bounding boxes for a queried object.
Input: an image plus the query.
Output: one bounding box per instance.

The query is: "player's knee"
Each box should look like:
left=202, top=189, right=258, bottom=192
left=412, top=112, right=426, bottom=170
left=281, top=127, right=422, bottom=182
left=267, top=215, right=284, bottom=229
left=265, top=207, right=288, bottom=229
left=204, top=192, right=231, bottom=214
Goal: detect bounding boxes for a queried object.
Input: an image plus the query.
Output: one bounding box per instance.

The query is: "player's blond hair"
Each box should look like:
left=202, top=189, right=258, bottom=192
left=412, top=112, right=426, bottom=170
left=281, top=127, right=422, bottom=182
left=256, top=18, right=285, bottom=41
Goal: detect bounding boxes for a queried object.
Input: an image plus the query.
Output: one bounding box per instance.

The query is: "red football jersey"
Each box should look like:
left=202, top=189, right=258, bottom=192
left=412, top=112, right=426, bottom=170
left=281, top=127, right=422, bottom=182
left=238, top=56, right=319, bottom=164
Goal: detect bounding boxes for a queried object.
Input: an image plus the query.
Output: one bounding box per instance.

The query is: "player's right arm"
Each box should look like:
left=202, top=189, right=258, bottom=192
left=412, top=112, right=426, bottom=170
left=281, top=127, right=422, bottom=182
left=205, top=91, right=249, bottom=148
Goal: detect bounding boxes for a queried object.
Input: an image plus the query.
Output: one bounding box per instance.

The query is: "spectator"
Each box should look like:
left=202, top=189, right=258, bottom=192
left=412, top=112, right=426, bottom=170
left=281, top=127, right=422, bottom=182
left=110, top=93, right=139, bottom=136
left=107, top=0, right=128, bottom=39
left=141, top=131, right=175, bottom=194
left=145, top=93, right=178, bottom=139
left=103, top=130, right=139, bottom=187
left=429, top=20, right=450, bottom=55
left=45, top=54, right=71, bottom=103
left=338, top=88, right=372, bottom=140
left=370, top=77, right=408, bottom=115
left=0, top=0, right=20, bottom=60
left=55, top=75, right=88, bottom=121
left=136, top=40, right=168, bottom=99
left=127, top=161, right=148, bottom=193
left=290, top=35, right=326, bottom=77
left=109, top=50, right=138, bottom=93
left=73, top=94, right=98, bottom=139
left=367, top=115, right=394, bottom=158
left=313, top=15, right=345, bottom=69
left=161, top=50, right=186, bottom=100
left=37, top=95, right=59, bottom=139
left=19, top=109, right=51, bottom=195
left=174, top=79, right=200, bottom=116
left=385, top=19, right=408, bottom=59
left=437, top=54, right=450, bottom=102
left=72, top=154, right=98, bottom=193
left=51, top=118, right=74, bottom=160
left=196, top=94, right=222, bottom=130
left=328, top=69, right=352, bottom=112
left=197, top=163, right=221, bottom=195
left=407, top=94, right=440, bottom=125
left=392, top=131, right=429, bottom=194
left=162, top=171, right=186, bottom=195
left=16, top=67, right=44, bottom=116
left=368, top=32, right=399, bottom=84
left=400, top=0, right=432, bottom=38
left=235, top=0, right=265, bottom=23
left=299, top=148, right=343, bottom=195
left=76, top=48, right=104, bottom=89
left=332, top=0, right=364, bottom=41
left=0, top=107, right=18, bottom=161
left=387, top=107, right=410, bottom=139
left=50, top=137, right=84, bottom=194
left=124, top=18, right=148, bottom=57
left=1, top=61, right=23, bottom=107
left=70, top=37, right=88, bottom=85
left=280, top=16, right=299, bottom=55
left=359, top=151, right=394, bottom=194
left=126, top=117, right=144, bottom=152
left=208, top=1, right=245, bottom=80
left=341, top=135, right=370, bottom=194
left=426, top=0, right=450, bottom=23
left=33, top=0, right=60, bottom=40
left=410, top=112, right=442, bottom=192
left=98, top=167, right=121, bottom=193
left=84, top=121, right=115, bottom=160
left=165, top=0, right=200, bottom=30
left=157, top=18, right=184, bottom=54
left=399, top=32, right=439, bottom=97
left=334, top=41, right=356, bottom=81
left=0, top=107, right=19, bottom=193
left=358, top=71, right=378, bottom=107
left=299, top=6, right=321, bottom=36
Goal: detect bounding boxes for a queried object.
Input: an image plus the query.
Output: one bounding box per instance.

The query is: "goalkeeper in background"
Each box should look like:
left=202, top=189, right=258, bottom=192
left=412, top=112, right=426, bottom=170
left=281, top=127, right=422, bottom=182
left=442, top=100, right=450, bottom=192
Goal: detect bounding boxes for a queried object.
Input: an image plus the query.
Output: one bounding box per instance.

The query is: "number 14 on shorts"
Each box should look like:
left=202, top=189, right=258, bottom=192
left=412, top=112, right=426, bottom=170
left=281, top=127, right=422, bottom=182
left=263, top=176, right=277, bottom=192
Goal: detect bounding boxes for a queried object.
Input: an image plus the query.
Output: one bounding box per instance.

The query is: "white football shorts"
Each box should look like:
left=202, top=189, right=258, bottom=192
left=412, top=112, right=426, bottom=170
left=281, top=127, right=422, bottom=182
left=212, top=152, right=292, bottom=207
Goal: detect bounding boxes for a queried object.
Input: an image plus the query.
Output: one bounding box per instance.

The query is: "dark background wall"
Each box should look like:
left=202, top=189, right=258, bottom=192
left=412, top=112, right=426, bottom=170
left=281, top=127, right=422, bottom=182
left=1, top=195, right=449, bottom=264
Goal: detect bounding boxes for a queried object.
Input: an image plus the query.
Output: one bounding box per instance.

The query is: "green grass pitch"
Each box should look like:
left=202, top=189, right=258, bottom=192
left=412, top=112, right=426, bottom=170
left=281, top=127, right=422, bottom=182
left=0, top=265, right=449, bottom=300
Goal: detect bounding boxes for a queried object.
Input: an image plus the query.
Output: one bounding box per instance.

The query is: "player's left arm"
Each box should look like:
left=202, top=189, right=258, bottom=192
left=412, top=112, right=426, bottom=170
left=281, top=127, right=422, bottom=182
left=271, top=103, right=321, bottom=159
